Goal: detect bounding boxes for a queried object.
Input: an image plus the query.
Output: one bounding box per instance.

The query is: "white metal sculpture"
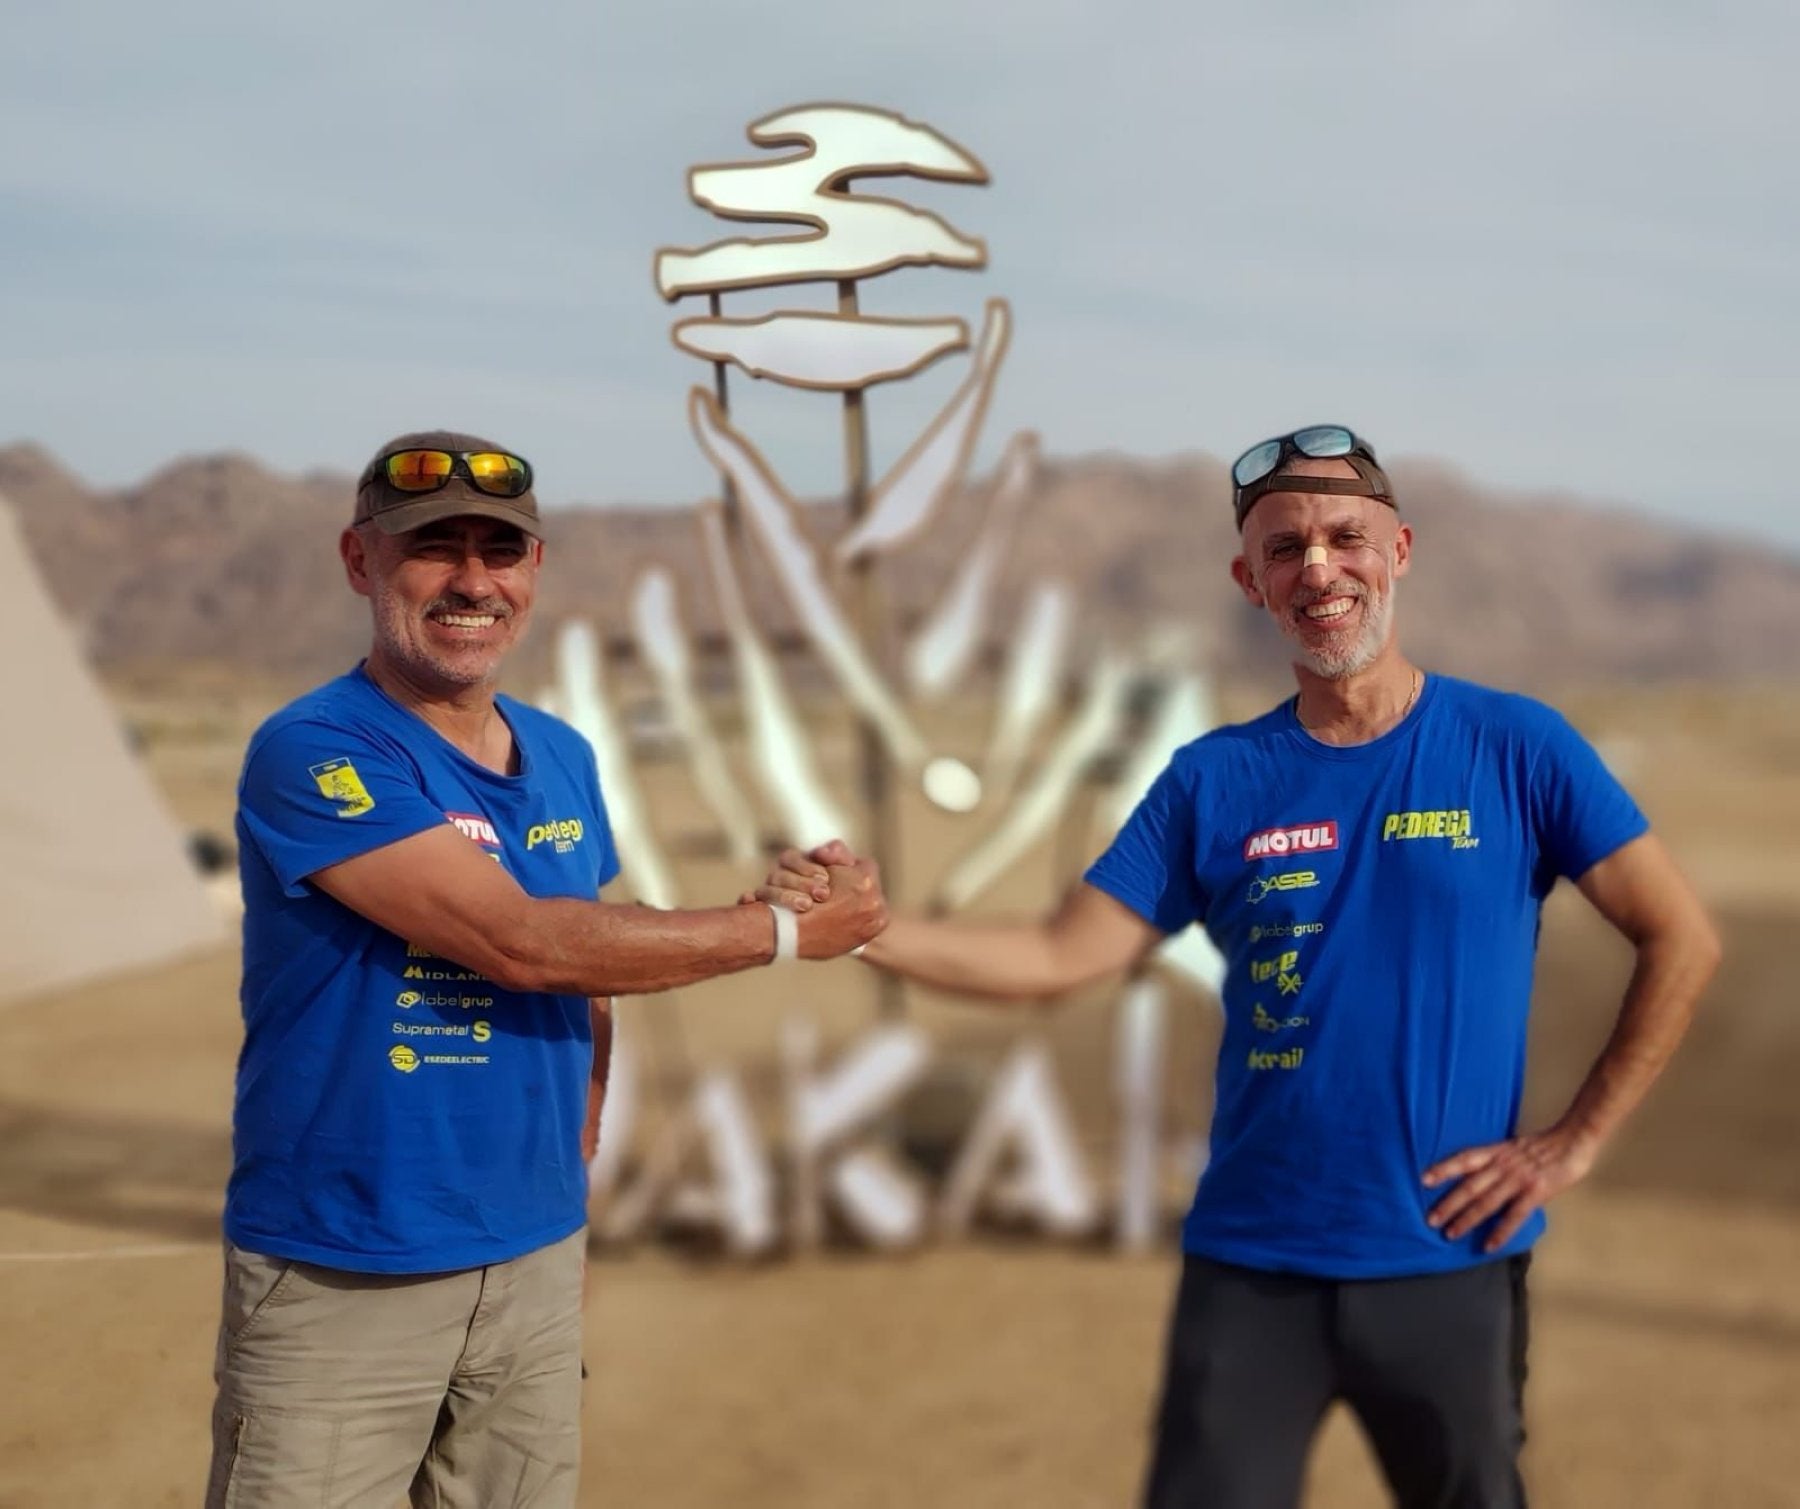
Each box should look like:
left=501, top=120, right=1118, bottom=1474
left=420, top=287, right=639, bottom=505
left=571, top=101, right=1228, bottom=1257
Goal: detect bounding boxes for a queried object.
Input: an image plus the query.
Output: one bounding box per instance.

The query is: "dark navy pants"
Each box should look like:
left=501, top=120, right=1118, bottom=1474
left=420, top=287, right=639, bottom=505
left=1144, top=1254, right=1531, bottom=1509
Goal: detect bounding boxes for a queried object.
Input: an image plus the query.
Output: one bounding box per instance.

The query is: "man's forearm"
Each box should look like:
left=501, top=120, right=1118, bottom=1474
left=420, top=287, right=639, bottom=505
left=504, top=902, right=775, bottom=997
left=1552, top=922, right=1719, bottom=1154
left=860, top=913, right=1084, bottom=1002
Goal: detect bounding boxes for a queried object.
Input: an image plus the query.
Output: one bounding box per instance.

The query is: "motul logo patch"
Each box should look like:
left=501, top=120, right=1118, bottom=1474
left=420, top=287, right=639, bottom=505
left=447, top=812, right=501, bottom=848
left=1243, top=821, right=1339, bottom=861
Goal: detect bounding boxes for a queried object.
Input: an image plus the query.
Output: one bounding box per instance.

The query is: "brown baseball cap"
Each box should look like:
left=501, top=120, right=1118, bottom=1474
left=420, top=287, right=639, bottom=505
left=1233, top=454, right=1395, bottom=530
left=354, top=429, right=544, bottom=539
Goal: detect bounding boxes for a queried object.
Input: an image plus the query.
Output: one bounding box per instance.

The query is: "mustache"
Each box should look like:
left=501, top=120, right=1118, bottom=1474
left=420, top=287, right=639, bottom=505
left=425, top=595, right=513, bottom=620
left=1292, top=580, right=1369, bottom=610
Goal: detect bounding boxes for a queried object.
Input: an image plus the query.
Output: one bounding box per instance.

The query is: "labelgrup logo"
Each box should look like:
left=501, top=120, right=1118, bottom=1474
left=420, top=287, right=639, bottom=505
left=1243, top=821, right=1338, bottom=862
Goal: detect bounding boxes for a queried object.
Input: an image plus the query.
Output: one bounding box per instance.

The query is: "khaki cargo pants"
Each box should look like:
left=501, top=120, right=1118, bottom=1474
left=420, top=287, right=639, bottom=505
left=205, top=1229, right=585, bottom=1508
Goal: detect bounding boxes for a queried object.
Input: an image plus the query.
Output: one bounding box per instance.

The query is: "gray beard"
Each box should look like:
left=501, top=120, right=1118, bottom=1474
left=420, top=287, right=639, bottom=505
left=1285, top=585, right=1394, bottom=680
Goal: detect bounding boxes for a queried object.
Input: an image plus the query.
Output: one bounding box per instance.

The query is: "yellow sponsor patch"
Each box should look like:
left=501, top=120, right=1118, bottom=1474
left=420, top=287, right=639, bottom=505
left=1381, top=808, right=1474, bottom=841
left=388, top=1045, right=420, bottom=1073
left=1245, top=870, right=1318, bottom=905
left=525, top=817, right=584, bottom=853
left=310, top=758, right=375, bottom=817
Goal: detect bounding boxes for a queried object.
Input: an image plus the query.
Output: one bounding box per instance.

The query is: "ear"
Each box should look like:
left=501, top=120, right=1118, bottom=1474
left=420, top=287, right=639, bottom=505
left=341, top=526, right=375, bottom=599
left=1230, top=554, right=1264, bottom=607
left=1390, top=522, right=1413, bottom=580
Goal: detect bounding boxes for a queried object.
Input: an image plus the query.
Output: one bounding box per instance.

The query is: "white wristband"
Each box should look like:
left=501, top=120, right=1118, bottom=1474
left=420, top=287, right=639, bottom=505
left=766, top=902, right=799, bottom=964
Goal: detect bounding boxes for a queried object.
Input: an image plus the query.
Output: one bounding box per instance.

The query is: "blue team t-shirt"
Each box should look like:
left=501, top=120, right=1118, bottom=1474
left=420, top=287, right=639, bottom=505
left=1086, top=675, right=1647, bottom=1279
left=225, top=665, right=620, bottom=1274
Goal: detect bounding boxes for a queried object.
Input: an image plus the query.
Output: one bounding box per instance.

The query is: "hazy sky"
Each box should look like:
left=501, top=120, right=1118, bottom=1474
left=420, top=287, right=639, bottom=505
left=4, top=1, right=1796, bottom=549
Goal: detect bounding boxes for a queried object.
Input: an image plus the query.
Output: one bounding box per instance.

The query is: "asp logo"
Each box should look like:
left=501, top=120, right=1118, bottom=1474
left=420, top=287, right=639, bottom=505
left=1246, top=870, right=1319, bottom=905
left=526, top=818, right=584, bottom=854
left=1243, top=821, right=1338, bottom=862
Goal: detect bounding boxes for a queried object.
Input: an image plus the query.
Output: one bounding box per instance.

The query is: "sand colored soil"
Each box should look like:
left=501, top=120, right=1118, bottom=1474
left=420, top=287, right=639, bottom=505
left=2, top=683, right=1797, bottom=1506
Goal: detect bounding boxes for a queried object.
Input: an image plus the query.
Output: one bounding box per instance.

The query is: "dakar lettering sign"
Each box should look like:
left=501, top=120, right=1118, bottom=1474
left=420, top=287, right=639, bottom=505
left=588, top=978, right=1198, bottom=1256
left=557, top=104, right=1227, bottom=1254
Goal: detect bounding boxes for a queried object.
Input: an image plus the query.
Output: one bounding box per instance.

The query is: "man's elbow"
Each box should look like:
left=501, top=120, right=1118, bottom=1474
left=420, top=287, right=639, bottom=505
left=487, top=953, right=552, bottom=994
left=486, top=937, right=589, bottom=996
left=1644, top=907, right=1723, bottom=993
left=1690, top=913, right=1725, bottom=981
left=474, top=914, right=569, bottom=995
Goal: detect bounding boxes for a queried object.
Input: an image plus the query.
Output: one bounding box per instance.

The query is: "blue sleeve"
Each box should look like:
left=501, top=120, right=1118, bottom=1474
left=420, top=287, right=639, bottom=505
left=1084, top=759, right=1205, bottom=933
left=239, top=719, right=449, bottom=898
left=578, top=736, right=622, bottom=891
left=1529, top=711, right=1650, bottom=887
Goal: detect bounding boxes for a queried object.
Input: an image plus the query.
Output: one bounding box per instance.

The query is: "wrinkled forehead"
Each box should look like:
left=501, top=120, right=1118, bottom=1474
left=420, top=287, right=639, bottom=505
left=1242, top=461, right=1397, bottom=549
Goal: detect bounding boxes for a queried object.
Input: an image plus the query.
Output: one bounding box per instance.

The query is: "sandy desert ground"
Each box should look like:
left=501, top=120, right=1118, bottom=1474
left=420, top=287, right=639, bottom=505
left=2, top=676, right=1797, bottom=1508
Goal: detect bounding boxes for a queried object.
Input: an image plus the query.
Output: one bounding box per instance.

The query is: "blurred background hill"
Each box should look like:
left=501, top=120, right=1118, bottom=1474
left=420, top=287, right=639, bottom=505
left=8, top=439, right=1798, bottom=690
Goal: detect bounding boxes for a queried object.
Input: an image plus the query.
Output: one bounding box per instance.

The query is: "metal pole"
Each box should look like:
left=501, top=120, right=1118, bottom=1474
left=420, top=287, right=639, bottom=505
left=708, top=292, right=742, bottom=550
left=838, top=278, right=904, bottom=1020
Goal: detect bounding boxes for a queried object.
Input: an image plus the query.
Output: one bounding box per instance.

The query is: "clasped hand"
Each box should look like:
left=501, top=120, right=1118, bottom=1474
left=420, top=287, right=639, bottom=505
left=739, top=840, right=886, bottom=960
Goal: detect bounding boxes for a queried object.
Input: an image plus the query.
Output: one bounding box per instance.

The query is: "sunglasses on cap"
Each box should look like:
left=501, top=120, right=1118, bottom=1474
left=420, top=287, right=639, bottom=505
left=1231, top=426, right=1394, bottom=529
left=363, top=449, right=534, bottom=499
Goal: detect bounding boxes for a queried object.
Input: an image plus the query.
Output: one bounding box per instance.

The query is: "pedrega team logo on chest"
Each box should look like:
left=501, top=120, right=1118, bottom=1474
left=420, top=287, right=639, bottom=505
left=446, top=812, right=502, bottom=850
left=526, top=818, right=585, bottom=855
left=1243, top=820, right=1339, bottom=862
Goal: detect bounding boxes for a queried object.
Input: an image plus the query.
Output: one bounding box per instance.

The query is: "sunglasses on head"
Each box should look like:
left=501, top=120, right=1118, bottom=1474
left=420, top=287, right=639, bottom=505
left=1231, top=426, right=1393, bottom=529
left=365, top=449, right=533, bottom=499
left=1232, top=426, right=1379, bottom=488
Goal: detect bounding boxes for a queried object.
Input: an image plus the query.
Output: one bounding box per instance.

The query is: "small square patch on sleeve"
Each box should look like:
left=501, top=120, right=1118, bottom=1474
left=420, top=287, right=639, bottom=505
left=308, top=757, right=376, bottom=817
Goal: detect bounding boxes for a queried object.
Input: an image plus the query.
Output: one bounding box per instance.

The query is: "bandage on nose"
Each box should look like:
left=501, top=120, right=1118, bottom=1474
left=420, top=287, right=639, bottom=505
left=1303, top=545, right=1329, bottom=569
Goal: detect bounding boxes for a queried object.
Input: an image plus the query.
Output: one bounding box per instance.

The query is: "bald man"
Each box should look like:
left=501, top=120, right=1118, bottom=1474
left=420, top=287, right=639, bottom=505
left=758, top=426, right=1720, bottom=1508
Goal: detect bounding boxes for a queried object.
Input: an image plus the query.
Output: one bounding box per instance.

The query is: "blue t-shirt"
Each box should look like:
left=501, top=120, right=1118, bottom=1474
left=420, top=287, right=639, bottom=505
left=225, top=665, right=620, bottom=1274
left=1086, top=675, right=1647, bottom=1279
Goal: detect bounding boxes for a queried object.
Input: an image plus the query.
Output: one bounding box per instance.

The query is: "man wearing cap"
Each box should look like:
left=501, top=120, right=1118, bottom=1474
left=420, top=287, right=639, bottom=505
left=207, top=431, right=886, bottom=1508
left=755, top=427, right=1720, bottom=1507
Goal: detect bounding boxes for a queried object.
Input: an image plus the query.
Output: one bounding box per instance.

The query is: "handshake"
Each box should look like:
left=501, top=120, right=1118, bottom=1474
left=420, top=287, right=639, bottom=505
left=739, top=840, right=889, bottom=961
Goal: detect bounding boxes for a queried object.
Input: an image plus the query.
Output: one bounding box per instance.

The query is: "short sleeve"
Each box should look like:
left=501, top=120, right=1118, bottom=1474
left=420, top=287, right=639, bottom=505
left=1529, top=712, right=1650, bottom=887
left=1084, top=759, right=1205, bottom=934
left=576, top=736, right=622, bottom=891
left=239, top=720, right=450, bottom=897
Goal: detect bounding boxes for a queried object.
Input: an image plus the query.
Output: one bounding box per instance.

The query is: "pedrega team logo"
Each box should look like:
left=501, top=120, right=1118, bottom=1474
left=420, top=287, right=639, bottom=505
left=446, top=812, right=502, bottom=849
left=1243, top=820, right=1339, bottom=862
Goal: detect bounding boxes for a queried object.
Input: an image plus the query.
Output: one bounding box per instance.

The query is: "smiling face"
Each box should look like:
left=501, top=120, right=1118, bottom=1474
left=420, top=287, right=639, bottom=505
left=1230, top=457, right=1412, bottom=680
left=341, top=514, right=542, bottom=693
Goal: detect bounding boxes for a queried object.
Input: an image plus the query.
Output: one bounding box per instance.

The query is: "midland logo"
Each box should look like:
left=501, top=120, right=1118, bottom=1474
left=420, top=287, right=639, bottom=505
left=1382, top=809, right=1480, bottom=850
left=1243, top=821, right=1338, bottom=862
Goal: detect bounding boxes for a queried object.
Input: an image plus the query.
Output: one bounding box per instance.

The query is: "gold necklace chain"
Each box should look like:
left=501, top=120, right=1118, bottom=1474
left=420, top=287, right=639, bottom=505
left=1296, top=668, right=1421, bottom=733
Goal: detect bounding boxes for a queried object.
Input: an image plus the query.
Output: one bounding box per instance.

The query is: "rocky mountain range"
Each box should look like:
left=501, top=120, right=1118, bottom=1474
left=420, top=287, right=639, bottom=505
left=5, top=440, right=1796, bottom=691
